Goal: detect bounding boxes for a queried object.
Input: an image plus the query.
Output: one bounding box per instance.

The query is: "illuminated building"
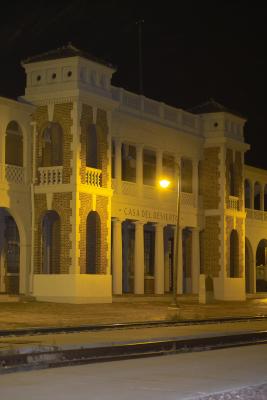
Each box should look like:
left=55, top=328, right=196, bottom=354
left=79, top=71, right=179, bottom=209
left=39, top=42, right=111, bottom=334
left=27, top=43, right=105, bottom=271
left=0, top=45, right=264, bottom=302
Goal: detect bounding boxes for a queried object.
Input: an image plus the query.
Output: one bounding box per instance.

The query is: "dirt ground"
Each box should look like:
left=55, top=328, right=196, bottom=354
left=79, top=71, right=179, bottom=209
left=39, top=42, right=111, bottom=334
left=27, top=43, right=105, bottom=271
left=0, top=296, right=267, bottom=330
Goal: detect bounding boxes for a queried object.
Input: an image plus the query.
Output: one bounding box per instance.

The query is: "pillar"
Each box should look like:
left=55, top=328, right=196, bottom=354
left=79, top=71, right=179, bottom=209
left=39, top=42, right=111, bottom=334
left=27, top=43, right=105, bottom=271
left=154, top=223, right=165, bottom=294
left=134, top=221, right=144, bottom=294
left=191, top=228, right=200, bottom=294
left=112, top=218, right=122, bottom=295
left=177, top=227, right=183, bottom=294
left=164, top=229, right=170, bottom=292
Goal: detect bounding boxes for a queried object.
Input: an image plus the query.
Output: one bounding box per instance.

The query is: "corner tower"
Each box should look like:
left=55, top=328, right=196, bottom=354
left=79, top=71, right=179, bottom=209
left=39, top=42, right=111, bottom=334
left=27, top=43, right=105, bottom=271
left=22, top=44, right=118, bottom=303
left=195, top=99, right=249, bottom=300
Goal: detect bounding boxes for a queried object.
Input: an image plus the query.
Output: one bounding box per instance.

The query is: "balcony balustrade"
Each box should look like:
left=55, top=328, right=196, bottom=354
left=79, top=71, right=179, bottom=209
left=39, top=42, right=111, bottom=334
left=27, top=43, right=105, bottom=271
left=38, top=166, right=63, bottom=185
left=228, top=195, right=239, bottom=211
left=85, top=167, right=102, bottom=187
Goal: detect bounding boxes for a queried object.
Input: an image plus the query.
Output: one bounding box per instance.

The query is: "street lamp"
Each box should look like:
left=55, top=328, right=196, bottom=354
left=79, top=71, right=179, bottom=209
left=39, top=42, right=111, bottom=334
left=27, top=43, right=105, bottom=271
left=159, top=162, right=181, bottom=308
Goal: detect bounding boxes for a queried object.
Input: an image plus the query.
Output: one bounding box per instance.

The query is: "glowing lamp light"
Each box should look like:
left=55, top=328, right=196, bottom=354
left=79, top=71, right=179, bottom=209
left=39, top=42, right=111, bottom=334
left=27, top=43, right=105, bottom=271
left=159, top=179, right=171, bottom=189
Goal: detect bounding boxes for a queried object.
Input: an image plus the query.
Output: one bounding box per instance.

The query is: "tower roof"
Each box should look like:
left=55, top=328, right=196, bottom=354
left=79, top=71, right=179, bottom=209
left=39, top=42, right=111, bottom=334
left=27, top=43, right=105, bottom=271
left=188, top=98, right=245, bottom=118
left=22, top=43, right=116, bottom=70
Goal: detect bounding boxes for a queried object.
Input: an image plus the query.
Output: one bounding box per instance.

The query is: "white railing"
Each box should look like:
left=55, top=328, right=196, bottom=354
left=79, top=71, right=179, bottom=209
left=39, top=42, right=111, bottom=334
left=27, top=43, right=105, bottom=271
left=111, top=87, right=201, bottom=135
left=121, top=181, right=137, bottom=196
left=38, top=166, right=63, bottom=185
left=245, top=208, right=267, bottom=221
left=85, top=167, right=102, bottom=187
left=5, top=165, right=24, bottom=184
left=228, top=195, right=239, bottom=211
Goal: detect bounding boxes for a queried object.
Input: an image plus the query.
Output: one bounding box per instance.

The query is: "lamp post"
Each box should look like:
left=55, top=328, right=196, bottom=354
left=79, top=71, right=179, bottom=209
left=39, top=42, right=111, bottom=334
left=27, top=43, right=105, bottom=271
left=159, top=160, right=181, bottom=308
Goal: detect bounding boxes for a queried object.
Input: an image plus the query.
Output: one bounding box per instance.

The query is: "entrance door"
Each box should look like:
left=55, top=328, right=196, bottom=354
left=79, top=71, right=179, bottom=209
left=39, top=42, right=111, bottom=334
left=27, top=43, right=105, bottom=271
left=0, top=210, right=20, bottom=294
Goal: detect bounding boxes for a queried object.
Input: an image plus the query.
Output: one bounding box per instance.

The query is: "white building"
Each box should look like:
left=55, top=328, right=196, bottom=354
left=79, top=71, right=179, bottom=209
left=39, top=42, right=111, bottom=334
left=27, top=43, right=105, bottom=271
left=0, top=44, right=265, bottom=303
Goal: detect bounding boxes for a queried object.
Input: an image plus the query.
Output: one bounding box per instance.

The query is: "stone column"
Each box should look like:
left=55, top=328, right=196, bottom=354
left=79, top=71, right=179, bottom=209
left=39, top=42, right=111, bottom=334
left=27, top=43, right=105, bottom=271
left=172, top=225, right=183, bottom=294
left=191, top=228, right=200, bottom=294
left=164, top=230, right=170, bottom=292
left=177, top=226, right=183, bottom=294
left=114, top=138, right=122, bottom=193
left=112, top=218, right=123, bottom=295
left=134, top=221, right=144, bottom=294
left=154, top=223, right=165, bottom=294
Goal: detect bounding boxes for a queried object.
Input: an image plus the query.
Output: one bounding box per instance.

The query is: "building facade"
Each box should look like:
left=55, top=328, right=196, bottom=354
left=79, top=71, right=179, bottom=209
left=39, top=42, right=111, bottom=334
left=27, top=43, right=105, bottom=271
left=0, top=45, right=265, bottom=303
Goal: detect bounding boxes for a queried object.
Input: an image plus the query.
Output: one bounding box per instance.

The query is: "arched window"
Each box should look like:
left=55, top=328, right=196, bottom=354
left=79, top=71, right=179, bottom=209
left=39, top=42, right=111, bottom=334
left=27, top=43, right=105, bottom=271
left=86, top=124, right=99, bottom=169
left=229, top=162, right=236, bottom=196
left=86, top=211, right=101, bottom=274
left=254, top=182, right=261, bottom=210
left=181, top=158, right=192, bottom=193
left=42, top=123, right=63, bottom=166
left=5, top=121, right=23, bottom=166
left=42, top=211, right=60, bottom=274
left=230, top=229, right=239, bottom=277
left=0, top=209, right=20, bottom=294
left=244, top=179, right=251, bottom=208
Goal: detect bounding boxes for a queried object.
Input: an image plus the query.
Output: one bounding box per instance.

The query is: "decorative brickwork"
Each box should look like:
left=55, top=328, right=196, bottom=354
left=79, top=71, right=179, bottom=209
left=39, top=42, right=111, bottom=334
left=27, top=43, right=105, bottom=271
left=34, top=192, right=72, bottom=274
left=79, top=193, right=109, bottom=274
left=96, top=195, right=109, bottom=274
left=201, top=147, right=220, bottom=209
left=34, top=193, right=47, bottom=274
left=203, top=216, right=221, bottom=277
left=80, top=104, right=94, bottom=184
left=33, top=103, right=73, bottom=184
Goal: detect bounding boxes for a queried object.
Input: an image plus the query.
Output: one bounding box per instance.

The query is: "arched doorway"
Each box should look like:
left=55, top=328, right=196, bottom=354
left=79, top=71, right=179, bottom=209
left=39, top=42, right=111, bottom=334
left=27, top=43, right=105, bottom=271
left=244, top=179, right=251, bottom=209
left=42, top=123, right=63, bottom=166
left=230, top=230, right=239, bottom=277
left=245, top=237, right=254, bottom=293
left=86, top=211, right=101, bottom=274
left=0, top=208, right=20, bottom=294
left=5, top=121, right=23, bottom=166
left=86, top=125, right=99, bottom=169
left=42, top=211, right=60, bottom=274
left=254, top=182, right=262, bottom=210
left=256, top=239, right=267, bottom=292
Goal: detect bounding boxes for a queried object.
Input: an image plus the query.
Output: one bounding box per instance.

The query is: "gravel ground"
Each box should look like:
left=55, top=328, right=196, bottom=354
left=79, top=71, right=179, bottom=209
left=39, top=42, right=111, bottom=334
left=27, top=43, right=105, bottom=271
left=0, top=296, right=267, bottom=330
left=193, top=383, right=267, bottom=399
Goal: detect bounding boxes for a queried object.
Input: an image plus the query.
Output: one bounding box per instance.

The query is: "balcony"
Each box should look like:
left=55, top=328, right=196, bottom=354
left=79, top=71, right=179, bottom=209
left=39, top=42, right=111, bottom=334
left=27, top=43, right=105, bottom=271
left=228, top=195, right=239, bottom=211
left=85, top=167, right=102, bottom=188
left=38, top=166, right=63, bottom=185
left=246, top=208, right=267, bottom=221
left=0, top=163, right=25, bottom=185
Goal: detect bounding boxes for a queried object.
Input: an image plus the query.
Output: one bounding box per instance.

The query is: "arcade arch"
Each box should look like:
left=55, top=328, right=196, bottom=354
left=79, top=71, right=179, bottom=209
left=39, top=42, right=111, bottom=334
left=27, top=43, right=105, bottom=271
left=0, top=208, right=20, bottom=294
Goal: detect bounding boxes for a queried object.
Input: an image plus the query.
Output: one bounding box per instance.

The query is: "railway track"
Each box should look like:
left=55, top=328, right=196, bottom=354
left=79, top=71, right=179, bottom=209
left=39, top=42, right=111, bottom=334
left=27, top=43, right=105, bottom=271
left=0, top=315, right=267, bottom=338
left=1, top=315, right=267, bottom=373
left=1, top=329, right=267, bottom=374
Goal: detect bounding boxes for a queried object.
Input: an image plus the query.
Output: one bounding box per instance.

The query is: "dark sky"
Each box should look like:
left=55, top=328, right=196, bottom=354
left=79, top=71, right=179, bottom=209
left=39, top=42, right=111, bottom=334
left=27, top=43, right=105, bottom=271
left=0, top=1, right=266, bottom=168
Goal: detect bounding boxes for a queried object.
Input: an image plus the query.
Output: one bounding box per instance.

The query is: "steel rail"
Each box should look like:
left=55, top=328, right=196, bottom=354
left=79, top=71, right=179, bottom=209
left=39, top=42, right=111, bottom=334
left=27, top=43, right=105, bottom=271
left=1, top=330, right=267, bottom=374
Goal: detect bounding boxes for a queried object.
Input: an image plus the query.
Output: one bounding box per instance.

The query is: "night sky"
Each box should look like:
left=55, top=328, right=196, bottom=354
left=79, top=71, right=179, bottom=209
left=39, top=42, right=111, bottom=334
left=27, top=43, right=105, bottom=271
left=0, top=1, right=266, bottom=168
